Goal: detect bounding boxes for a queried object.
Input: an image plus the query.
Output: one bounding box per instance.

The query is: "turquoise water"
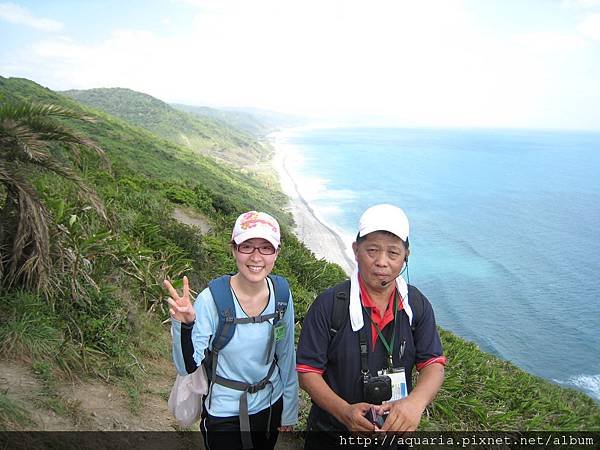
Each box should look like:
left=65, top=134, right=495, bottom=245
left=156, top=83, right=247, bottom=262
left=283, top=127, right=600, bottom=402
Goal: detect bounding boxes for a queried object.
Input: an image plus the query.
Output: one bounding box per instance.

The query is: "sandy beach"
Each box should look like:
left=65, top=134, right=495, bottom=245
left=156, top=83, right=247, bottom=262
left=270, top=130, right=355, bottom=276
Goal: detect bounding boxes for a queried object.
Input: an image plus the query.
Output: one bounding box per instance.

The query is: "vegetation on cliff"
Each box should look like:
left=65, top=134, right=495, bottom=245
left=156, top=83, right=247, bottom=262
left=62, top=87, right=270, bottom=167
left=0, top=76, right=598, bottom=432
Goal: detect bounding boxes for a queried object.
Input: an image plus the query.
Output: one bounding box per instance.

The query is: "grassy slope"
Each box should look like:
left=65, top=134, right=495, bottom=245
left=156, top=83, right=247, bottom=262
left=61, top=87, right=269, bottom=167
left=1, top=76, right=599, bottom=432
left=172, top=103, right=304, bottom=137
left=0, top=77, right=345, bottom=431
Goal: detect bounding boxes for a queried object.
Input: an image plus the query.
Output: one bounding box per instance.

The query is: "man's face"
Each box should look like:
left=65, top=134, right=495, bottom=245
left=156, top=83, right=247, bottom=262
left=352, top=231, right=409, bottom=293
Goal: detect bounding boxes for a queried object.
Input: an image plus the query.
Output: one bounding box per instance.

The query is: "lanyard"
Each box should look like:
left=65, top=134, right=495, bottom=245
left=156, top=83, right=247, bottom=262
left=363, top=289, right=399, bottom=369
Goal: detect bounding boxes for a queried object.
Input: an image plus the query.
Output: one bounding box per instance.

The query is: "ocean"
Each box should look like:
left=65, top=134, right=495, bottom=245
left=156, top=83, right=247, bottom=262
left=280, top=126, right=600, bottom=402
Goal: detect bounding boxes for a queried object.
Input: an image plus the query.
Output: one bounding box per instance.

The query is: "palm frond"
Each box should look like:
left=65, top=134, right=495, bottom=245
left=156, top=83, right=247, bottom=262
left=0, top=119, right=49, bottom=161
left=0, top=102, right=97, bottom=124
left=0, top=100, right=110, bottom=292
left=0, top=162, right=51, bottom=292
left=0, top=101, right=107, bottom=165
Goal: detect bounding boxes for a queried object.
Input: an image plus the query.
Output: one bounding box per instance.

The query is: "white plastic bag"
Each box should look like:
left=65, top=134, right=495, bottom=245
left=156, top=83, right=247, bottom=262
left=168, top=365, right=208, bottom=428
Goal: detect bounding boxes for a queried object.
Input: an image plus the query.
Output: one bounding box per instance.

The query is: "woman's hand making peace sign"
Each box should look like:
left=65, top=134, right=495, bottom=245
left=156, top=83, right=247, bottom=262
left=164, top=276, right=196, bottom=324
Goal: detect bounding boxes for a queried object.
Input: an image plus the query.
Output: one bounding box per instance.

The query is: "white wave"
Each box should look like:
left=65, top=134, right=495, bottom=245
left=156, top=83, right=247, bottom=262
left=555, top=374, right=600, bottom=402
left=276, top=140, right=357, bottom=204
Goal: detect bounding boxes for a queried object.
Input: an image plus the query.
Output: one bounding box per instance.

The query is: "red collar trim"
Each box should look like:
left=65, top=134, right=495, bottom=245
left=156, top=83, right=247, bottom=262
left=358, top=275, right=403, bottom=349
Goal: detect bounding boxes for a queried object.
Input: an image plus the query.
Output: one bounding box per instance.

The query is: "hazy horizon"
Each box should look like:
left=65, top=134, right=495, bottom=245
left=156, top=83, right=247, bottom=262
left=2, top=0, right=600, bottom=130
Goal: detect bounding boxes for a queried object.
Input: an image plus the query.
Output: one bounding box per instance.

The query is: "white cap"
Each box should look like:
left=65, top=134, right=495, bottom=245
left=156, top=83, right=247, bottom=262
left=232, top=211, right=281, bottom=249
left=358, top=204, right=409, bottom=242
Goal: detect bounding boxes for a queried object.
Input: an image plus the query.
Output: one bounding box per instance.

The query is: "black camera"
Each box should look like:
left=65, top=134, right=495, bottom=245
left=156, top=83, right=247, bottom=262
left=363, top=375, right=392, bottom=404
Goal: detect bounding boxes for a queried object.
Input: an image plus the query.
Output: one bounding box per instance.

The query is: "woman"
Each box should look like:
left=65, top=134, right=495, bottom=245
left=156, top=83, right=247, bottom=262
left=164, top=211, right=298, bottom=450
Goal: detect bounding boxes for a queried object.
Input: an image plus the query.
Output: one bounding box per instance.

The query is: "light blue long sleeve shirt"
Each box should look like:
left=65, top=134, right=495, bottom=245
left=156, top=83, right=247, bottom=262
left=171, top=276, right=298, bottom=426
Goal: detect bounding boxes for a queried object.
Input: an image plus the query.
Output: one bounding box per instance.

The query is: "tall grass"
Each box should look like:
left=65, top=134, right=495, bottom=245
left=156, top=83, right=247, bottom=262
left=421, top=330, right=600, bottom=431
left=0, top=393, right=33, bottom=430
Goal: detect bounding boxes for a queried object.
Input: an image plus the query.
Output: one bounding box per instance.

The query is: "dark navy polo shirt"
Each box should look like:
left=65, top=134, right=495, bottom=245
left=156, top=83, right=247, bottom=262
left=296, top=282, right=446, bottom=431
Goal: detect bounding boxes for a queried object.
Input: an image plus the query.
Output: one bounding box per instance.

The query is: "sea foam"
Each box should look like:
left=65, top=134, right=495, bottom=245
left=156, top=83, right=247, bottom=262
left=564, top=374, right=600, bottom=403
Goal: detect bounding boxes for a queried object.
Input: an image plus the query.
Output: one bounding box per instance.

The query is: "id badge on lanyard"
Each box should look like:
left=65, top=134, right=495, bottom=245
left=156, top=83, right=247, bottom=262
left=384, top=367, right=408, bottom=401
left=377, top=340, right=407, bottom=401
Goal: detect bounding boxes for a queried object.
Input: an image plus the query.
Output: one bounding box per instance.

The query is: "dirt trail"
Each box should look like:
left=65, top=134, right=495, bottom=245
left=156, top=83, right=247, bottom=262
left=1, top=356, right=302, bottom=448
left=171, top=207, right=211, bottom=234
left=0, top=357, right=177, bottom=432
left=1, top=361, right=72, bottom=431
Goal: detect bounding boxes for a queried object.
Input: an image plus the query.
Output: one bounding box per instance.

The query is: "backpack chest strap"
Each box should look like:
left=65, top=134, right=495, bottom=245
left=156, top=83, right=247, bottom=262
left=234, top=312, right=277, bottom=324
left=237, top=306, right=286, bottom=364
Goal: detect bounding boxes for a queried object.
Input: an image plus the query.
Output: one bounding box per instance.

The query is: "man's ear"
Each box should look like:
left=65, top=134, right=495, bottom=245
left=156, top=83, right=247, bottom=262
left=405, top=248, right=411, bottom=261
left=352, top=241, right=359, bottom=260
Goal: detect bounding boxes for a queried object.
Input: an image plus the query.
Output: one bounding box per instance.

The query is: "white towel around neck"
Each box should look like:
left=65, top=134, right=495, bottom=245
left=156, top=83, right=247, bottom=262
left=349, top=267, right=412, bottom=332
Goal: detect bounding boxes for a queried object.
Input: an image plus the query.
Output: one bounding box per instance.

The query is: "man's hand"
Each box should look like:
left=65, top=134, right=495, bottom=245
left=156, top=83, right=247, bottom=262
left=164, top=276, right=196, bottom=324
left=376, top=397, right=424, bottom=432
left=340, top=402, right=377, bottom=432
left=376, top=362, right=445, bottom=432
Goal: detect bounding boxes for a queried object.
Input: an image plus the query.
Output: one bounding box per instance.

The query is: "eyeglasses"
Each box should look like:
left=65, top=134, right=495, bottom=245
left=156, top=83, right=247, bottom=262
left=236, top=243, right=277, bottom=255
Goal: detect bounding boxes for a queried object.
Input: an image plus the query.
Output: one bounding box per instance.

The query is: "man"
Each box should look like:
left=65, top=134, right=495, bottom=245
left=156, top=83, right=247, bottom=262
left=296, top=204, right=446, bottom=448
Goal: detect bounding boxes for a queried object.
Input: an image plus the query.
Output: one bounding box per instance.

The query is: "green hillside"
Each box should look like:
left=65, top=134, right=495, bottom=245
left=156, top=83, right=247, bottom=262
left=62, top=87, right=269, bottom=167
left=0, top=76, right=345, bottom=428
left=1, top=76, right=599, bottom=433
left=172, top=103, right=304, bottom=137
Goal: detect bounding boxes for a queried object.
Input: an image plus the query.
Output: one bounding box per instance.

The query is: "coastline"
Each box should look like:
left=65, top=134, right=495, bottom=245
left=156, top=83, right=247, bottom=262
left=270, top=129, right=355, bottom=276
left=268, top=127, right=600, bottom=406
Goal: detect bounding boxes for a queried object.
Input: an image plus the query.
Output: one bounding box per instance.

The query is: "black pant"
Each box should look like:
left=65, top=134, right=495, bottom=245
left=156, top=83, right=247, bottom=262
left=303, top=408, right=341, bottom=450
left=201, top=396, right=283, bottom=450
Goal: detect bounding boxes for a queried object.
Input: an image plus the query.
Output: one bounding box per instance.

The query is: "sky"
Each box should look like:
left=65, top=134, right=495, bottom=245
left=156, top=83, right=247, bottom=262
left=1, top=0, right=600, bottom=130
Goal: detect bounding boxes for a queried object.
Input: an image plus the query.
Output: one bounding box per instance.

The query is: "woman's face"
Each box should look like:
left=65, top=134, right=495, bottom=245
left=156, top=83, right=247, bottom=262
left=232, top=238, right=279, bottom=283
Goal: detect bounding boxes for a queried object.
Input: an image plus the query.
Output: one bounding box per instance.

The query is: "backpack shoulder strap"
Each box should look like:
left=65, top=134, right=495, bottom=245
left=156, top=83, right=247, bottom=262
left=407, top=285, right=424, bottom=333
left=207, top=274, right=236, bottom=352
left=330, top=279, right=351, bottom=338
left=267, top=274, right=290, bottom=325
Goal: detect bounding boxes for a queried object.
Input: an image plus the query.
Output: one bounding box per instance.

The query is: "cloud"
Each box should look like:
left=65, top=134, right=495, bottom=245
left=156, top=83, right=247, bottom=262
left=562, top=0, right=600, bottom=8
left=0, top=2, right=63, bottom=31
left=4, top=0, right=600, bottom=129
left=18, top=1, right=478, bottom=113
left=29, top=29, right=183, bottom=92
left=578, top=13, right=600, bottom=40
left=512, top=31, right=587, bottom=54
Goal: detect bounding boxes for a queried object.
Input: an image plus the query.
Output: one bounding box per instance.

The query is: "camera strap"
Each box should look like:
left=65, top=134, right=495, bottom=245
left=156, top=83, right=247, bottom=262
left=358, top=325, right=370, bottom=381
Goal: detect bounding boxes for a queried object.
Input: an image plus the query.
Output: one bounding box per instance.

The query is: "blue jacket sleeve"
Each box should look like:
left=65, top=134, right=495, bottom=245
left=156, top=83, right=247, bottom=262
left=171, top=288, right=218, bottom=376
left=275, top=289, right=298, bottom=426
